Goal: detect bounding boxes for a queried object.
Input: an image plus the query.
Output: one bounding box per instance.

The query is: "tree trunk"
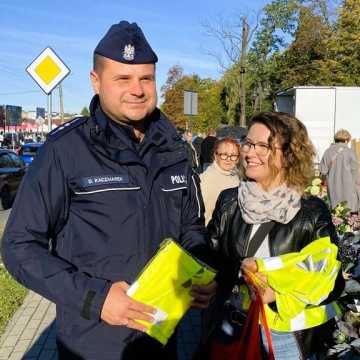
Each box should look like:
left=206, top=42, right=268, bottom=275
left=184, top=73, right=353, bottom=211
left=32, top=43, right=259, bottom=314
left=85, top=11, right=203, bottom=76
left=258, top=84, right=263, bottom=112
left=239, top=17, right=250, bottom=127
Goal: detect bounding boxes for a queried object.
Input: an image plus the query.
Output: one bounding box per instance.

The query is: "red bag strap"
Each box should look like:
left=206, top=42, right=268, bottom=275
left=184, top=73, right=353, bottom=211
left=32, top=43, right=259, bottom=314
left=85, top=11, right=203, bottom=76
left=242, top=269, right=275, bottom=360
left=237, top=296, right=262, bottom=359
left=259, top=299, right=275, bottom=360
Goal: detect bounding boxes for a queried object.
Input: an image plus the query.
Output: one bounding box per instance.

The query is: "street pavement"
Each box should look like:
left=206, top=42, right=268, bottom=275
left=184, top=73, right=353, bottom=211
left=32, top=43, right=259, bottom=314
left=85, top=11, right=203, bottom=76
left=0, top=294, right=201, bottom=360
left=0, top=209, right=201, bottom=360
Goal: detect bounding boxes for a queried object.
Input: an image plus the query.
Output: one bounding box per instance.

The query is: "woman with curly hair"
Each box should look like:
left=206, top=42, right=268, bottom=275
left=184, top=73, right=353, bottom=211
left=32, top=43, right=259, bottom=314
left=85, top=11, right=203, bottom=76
left=200, top=112, right=344, bottom=359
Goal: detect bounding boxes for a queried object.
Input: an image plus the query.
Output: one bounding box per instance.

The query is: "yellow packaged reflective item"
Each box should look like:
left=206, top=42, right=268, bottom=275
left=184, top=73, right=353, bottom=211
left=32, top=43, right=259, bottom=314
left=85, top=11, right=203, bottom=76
left=127, top=238, right=216, bottom=345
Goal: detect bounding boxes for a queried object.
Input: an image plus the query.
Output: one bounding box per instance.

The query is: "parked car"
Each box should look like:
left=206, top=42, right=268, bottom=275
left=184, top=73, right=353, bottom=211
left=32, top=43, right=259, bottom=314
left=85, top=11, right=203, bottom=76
left=18, top=142, right=43, bottom=167
left=2, top=133, right=20, bottom=150
left=0, top=149, right=26, bottom=209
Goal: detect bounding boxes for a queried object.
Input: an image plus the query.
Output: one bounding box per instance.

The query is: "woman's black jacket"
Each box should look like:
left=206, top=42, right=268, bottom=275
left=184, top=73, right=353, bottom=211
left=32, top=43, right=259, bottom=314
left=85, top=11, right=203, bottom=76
left=204, top=187, right=344, bottom=359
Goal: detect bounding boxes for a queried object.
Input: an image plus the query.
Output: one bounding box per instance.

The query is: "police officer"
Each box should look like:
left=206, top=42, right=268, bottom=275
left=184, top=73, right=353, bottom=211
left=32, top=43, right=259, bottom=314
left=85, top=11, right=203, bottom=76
left=2, top=21, right=216, bottom=359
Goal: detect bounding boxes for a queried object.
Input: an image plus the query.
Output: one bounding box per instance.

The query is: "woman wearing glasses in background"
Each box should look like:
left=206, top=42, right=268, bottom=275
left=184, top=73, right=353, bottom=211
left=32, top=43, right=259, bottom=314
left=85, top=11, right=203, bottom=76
left=200, top=137, right=241, bottom=225
left=199, top=112, right=344, bottom=359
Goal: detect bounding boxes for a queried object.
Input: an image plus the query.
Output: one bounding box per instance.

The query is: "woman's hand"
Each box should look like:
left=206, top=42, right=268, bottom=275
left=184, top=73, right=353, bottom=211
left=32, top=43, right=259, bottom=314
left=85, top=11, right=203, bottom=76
left=241, top=257, right=258, bottom=273
left=254, top=273, right=276, bottom=304
left=241, top=258, right=276, bottom=304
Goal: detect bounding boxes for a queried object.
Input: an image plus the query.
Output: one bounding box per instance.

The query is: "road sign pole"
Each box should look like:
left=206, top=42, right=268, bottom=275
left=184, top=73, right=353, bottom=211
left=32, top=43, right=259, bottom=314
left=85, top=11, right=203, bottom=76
left=47, top=92, right=52, bottom=133
left=4, top=105, right=6, bottom=133
left=184, top=90, right=198, bottom=131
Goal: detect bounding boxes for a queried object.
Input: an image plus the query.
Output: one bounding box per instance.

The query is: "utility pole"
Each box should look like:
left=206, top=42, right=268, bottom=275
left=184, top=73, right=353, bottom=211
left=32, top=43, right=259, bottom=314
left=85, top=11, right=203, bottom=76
left=59, top=84, right=65, bottom=124
left=239, top=16, right=249, bottom=128
left=47, top=93, right=52, bottom=133
left=3, top=105, right=6, bottom=133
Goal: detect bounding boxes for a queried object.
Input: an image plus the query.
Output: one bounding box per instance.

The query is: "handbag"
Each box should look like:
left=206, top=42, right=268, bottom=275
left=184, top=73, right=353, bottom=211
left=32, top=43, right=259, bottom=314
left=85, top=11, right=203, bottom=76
left=209, top=222, right=275, bottom=360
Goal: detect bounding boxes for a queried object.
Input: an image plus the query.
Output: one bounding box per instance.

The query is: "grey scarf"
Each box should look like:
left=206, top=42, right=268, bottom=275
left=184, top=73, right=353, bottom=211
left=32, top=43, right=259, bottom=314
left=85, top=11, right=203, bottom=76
left=238, top=181, right=301, bottom=224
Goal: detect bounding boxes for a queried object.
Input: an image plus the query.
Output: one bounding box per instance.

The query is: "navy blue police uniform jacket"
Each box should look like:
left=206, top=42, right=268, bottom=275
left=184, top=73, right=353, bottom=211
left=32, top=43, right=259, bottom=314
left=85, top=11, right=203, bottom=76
left=2, top=95, right=210, bottom=359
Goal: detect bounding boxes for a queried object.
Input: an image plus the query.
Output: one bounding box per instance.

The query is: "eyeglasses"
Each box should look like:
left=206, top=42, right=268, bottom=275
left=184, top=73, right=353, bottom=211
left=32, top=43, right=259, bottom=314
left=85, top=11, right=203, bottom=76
left=216, top=153, right=240, bottom=161
left=240, top=138, right=281, bottom=156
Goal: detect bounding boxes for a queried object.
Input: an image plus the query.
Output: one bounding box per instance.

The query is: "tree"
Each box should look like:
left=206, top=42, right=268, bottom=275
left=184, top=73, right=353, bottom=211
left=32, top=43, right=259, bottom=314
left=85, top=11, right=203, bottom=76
left=279, top=5, right=344, bottom=88
left=195, top=79, right=226, bottom=132
left=80, top=106, right=90, bottom=116
left=203, top=15, right=258, bottom=126
left=161, top=65, right=226, bottom=131
left=221, top=64, right=241, bottom=126
left=247, top=0, right=300, bottom=111
left=160, top=65, right=196, bottom=129
left=160, top=65, right=184, bottom=94
left=335, top=0, right=360, bottom=85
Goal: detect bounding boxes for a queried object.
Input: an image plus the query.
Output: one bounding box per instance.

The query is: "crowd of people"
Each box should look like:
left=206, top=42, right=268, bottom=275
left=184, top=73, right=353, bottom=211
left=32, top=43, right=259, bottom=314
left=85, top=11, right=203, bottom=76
left=1, top=19, right=356, bottom=360
left=0, top=131, right=43, bottom=149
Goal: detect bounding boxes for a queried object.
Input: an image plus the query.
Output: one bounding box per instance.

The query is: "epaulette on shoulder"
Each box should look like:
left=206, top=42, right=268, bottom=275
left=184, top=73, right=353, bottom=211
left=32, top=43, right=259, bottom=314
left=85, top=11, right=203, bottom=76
left=172, top=133, right=183, bottom=142
left=170, top=134, right=186, bottom=149
left=47, top=117, right=88, bottom=141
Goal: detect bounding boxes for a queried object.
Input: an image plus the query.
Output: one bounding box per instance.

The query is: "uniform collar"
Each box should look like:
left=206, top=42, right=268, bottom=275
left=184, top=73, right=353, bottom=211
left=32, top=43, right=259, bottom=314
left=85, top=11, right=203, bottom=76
left=89, top=94, right=177, bottom=151
left=88, top=95, right=185, bottom=166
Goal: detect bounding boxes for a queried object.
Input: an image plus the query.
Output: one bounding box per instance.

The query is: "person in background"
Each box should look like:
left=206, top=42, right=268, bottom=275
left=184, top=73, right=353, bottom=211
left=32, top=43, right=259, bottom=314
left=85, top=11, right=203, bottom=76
left=193, top=132, right=204, bottom=162
left=183, top=130, right=201, bottom=173
left=200, top=137, right=241, bottom=225
left=201, top=112, right=344, bottom=359
left=320, top=129, right=359, bottom=211
left=200, top=128, right=217, bottom=171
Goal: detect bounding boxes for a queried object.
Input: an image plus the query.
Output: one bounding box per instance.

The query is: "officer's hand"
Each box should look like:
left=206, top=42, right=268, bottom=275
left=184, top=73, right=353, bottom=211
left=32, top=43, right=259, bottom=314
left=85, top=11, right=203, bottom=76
left=100, top=281, right=156, bottom=332
left=190, top=280, right=218, bottom=309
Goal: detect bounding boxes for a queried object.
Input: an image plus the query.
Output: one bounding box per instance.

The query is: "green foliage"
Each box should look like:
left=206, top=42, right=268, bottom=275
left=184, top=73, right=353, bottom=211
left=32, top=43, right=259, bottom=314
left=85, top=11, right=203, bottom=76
left=161, top=0, right=360, bottom=128
left=335, top=0, right=360, bottom=85
left=278, top=5, right=343, bottom=88
left=244, top=0, right=302, bottom=114
left=222, top=0, right=360, bottom=111
left=198, top=79, right=227, bottom=131
left=80, top=106, right=90, bottom=117
left=221, top=64, right=241, bottom=126
left=0, top=265, right=28, bottom=335
left=161, top=65, right=226, bottom=131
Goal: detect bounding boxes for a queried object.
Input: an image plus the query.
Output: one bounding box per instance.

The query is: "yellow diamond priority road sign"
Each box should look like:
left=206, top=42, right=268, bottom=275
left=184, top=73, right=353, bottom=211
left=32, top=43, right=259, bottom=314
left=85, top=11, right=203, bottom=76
left=26, top=47, right=70, bottom=94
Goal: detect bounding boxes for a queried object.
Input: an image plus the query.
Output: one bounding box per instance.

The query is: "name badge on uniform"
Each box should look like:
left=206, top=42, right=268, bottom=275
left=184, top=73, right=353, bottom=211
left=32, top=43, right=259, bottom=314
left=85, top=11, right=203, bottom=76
left=81, top=175, right=129, bottom=188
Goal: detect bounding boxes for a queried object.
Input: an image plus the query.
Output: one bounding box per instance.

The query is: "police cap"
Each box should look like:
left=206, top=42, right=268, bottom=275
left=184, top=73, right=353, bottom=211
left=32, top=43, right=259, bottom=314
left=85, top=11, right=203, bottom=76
left=94, top=21, right=158, bottom=64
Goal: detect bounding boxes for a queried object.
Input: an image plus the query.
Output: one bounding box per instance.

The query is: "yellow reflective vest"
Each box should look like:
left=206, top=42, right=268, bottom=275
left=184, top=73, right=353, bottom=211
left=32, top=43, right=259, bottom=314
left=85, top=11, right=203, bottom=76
left=242, top=237, right=342, bottom=332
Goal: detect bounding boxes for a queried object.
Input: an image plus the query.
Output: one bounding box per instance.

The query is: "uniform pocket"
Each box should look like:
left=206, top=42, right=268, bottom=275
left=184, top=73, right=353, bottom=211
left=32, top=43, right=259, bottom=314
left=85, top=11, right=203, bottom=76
left=161, top=185, right=188, bottom=206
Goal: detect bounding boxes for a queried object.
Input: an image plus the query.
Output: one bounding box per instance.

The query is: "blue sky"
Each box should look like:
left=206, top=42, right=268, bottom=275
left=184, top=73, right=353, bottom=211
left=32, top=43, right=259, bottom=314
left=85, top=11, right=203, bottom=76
left=0, top=0, right=268, bottom=114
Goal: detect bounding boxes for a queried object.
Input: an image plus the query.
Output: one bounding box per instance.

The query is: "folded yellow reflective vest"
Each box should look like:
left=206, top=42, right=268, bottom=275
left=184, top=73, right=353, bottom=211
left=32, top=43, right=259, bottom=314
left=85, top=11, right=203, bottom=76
left=127, top=238, right=216, bottom=345
left=254, top=236, right=342, bottom=331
